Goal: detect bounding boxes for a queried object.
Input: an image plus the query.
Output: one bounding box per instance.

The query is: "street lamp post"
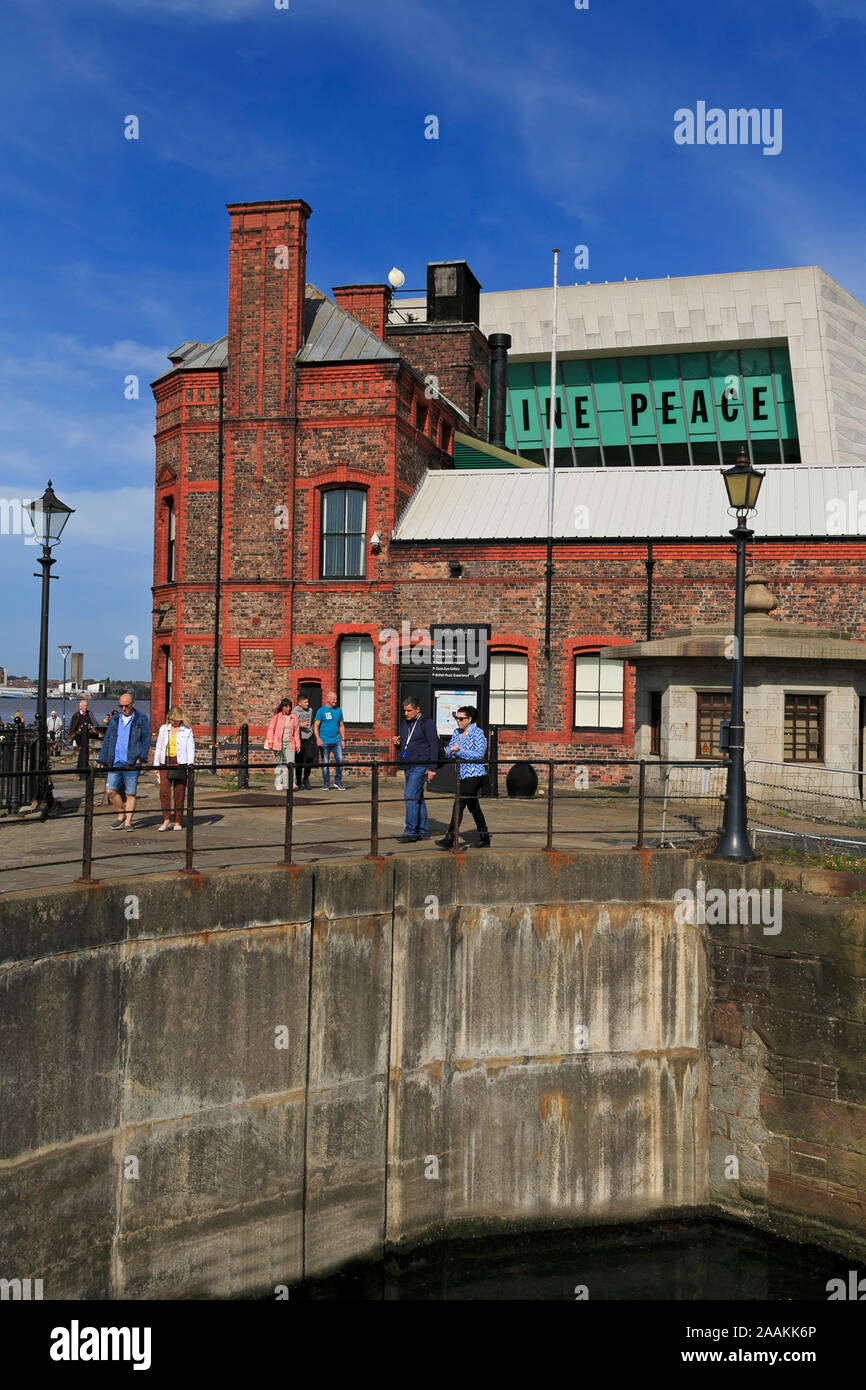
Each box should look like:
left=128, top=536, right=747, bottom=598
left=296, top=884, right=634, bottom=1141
left=58, top=644, right=71, bottom=752
left=26, top=482, right=74, bottom=811
left=711, top=446, right=764, bottom=862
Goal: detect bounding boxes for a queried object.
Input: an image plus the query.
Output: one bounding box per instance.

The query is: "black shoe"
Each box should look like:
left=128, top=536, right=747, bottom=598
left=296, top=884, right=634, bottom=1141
left=397, top=834, right=419, bottom=843
left=435, top=836, right=455, bottom=849
left=473, top=835, right=491, bottom=848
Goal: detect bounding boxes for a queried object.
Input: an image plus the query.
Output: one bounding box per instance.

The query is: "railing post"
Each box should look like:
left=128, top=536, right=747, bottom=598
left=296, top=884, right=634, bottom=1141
left=10, top=725, right=23, bottom=816
left=182, top=767, right=195, bottom=873
left=635, top=759, right=646, bottom=849
left=282, top=776, right=294, bottom=865
left=237, top=723, right=249, bottom=789
left=490, top=726, right=499, bottom=798
left=450, top=765, right=461, bottom=852
left=76, top=768, right=96, bottom=883
left=366, top=761, right=380, bottom=858
left=546, top=759, right=554, bottom=850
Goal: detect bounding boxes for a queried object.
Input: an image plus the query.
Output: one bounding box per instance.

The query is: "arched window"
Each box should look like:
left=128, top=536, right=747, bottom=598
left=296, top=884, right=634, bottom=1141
left=321, top=488, right=366, bottom=578
left=490, top=652, right=528, bottom=727
left=339, top=635, right=374, bottom=724
left=574, top=651, right=623, bottom=730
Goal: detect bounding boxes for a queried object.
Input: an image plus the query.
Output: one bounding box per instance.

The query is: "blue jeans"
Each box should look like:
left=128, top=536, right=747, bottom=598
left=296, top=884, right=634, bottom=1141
left=403, top=764, right=429, bottom=837
left=320, top=742, right=343, bottom=787
left=106, top=767, right=140, bottom=795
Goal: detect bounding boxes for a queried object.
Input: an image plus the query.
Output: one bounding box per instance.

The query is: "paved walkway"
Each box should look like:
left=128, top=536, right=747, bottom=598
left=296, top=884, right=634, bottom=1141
left=0, top=756, right=698, bottom=895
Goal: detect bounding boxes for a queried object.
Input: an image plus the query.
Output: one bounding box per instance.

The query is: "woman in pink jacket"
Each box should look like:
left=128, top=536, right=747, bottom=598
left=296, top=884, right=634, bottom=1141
left=265, top=698, right=301, bottom=789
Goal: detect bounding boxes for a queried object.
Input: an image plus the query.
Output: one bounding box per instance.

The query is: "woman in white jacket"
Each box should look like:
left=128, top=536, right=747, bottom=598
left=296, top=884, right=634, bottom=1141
left=153, top=706, right=195, bottom=831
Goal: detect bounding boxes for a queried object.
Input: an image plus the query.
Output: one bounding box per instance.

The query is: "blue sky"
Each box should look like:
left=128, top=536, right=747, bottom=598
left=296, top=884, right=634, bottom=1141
left=0, top=0, right=863, bottom=678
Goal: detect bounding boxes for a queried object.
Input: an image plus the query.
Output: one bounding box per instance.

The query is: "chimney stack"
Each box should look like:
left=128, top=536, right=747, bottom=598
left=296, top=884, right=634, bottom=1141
left=332, top=284, right=391, bottom=339
left=226, top=199, right=311, bottom=418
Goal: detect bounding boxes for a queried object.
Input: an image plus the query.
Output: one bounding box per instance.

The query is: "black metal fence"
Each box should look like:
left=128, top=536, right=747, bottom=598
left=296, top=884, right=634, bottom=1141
left=0, top=725, right=40, bottom=813
left=0, top=755, right=729, bottom=890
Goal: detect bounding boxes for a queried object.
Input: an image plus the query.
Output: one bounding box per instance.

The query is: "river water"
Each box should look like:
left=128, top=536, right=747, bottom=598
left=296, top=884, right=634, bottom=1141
left=0, top=698, right=151, bottom=729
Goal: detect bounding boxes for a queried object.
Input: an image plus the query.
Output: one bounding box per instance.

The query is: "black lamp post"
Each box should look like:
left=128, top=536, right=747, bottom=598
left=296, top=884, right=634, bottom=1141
left=26, top=482, right=74, bottom=810
left=58, top=644, right=71, bottom=751
left=710, top=446, right=764, bottom=862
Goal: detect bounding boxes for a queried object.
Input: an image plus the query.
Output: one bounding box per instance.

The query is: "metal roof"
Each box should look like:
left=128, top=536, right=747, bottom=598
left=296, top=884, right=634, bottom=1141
left=392, top=465, right=866, bottom=542
left=297, top=284, right=399, bottom=363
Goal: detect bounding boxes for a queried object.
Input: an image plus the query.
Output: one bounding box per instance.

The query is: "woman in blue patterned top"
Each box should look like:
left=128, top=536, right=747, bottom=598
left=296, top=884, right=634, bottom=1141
left=436, top=705, right=490, bottom=849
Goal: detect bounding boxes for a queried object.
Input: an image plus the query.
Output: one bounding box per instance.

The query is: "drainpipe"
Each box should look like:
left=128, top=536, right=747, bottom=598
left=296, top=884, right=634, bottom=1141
left=211, top=366, right=225, bottom=772
left=645, top=540, right=655, bottom=640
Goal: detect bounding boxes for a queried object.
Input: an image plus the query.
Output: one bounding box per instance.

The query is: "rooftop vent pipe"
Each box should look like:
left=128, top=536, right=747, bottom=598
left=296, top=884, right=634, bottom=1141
left=488, top=332, right=511, bottom=448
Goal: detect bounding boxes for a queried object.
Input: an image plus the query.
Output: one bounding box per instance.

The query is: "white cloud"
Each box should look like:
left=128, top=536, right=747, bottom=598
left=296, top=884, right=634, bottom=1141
left=805, top=0, right=866, bottom=19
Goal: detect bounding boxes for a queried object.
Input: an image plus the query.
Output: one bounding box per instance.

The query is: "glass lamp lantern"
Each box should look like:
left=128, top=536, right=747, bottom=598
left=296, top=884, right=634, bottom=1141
left=721, top=446, right=765, bottom=514
left=26, top=480, right=75, bottom=548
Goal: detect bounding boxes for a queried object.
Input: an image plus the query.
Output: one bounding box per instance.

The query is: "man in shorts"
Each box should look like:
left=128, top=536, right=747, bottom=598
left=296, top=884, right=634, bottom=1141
left=97, top=692, right=151, bottom=830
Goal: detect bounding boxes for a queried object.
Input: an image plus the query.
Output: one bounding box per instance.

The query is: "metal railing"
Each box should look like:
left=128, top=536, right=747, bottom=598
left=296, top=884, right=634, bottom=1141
left=0, top=756, right=733, bottom=891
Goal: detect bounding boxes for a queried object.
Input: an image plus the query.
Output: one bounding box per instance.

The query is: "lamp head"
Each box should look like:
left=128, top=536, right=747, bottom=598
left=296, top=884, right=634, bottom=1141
left=721, top=446, right=764, bottom=516
left=27, top=480, right=74, bottom=547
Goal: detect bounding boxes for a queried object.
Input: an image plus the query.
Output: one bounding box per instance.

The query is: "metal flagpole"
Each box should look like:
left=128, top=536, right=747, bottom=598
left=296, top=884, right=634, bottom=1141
left=543, top=249, right=559, bottom=659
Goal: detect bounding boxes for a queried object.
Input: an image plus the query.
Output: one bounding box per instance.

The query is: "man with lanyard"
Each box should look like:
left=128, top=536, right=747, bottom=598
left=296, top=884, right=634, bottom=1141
left=97, top=692, right=151, bottom=830
left=436, top=704, right=491, bottom=849
left=392, top=697, right=438, bottom=842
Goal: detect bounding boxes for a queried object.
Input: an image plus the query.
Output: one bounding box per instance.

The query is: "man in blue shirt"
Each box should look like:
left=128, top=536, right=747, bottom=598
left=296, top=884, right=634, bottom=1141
left=97, top=692, right=151, bottom=830
left=392, top=697, right=439, bottom=842
left=314, top=690, right=346, bottom=790
left=436, top=705, right=491, bottom=849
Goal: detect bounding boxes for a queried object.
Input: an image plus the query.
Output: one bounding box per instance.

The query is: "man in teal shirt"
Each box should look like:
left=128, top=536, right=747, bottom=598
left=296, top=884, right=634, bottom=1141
left=314, top=690, right=346, bottom=790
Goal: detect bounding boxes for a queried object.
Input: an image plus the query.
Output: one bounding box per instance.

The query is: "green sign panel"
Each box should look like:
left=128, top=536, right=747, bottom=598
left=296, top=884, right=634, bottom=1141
left=502, top=346, right=799, bottom=467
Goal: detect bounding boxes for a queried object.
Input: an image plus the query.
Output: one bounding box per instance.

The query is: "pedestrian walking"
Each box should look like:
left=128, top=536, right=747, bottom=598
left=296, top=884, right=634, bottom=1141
left=314, top=690, right=346, bottom=790
left=265, top=698, right=300, bottom=790
left=96, top=692, right=151, bottom=831
left=294, top=695, right=316, bottom=789
left=153, top=706, right=195, bottom=830
left=436, top=705, right=491, bottom=849
left=70, top=699, right=99, bottom=780
left=392, top=697, right=438, bottom=842
left=46, top=710, right=62, bottom=753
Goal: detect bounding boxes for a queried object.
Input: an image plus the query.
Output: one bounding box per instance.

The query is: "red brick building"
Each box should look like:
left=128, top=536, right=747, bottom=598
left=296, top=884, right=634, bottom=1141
left=151, top=198, right=866, bottom=779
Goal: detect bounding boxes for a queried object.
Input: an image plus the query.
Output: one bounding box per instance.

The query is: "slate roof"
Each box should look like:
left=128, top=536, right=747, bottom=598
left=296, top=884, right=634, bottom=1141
left=154, top=284, right=400, bottom=384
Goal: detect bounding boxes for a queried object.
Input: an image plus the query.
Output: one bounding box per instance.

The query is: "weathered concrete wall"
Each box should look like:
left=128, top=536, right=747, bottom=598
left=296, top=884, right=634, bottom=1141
left=0, top=850, right=863, bottom=1299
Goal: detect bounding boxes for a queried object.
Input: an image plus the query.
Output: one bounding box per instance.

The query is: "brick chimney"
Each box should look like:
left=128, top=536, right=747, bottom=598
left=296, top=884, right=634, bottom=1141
left=332, top=284, right=390, bottom=339
left=226, top=198, right=312, bottom=417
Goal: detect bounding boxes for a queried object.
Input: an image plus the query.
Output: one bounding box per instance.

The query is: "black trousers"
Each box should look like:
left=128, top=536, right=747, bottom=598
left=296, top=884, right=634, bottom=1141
left=454, top=775, right=488, bottom=834
left=296, top=736, right=316, bottom=785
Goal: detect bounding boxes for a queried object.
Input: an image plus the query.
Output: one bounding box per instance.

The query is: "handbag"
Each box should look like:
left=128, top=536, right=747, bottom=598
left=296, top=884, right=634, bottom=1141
left=164, top=753, right=186, bottom=783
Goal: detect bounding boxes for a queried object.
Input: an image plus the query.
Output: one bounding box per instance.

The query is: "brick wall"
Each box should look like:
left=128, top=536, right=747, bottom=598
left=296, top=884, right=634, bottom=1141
left=708, top=882, right=866, bottom=1257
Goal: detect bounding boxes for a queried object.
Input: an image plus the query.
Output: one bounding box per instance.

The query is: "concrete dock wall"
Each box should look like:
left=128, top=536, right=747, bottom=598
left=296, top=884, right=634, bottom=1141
left=0, top=850, right=862, bottom=1298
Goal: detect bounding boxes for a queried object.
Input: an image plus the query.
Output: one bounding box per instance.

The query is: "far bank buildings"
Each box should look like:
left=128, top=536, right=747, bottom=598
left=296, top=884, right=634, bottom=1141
left=151, top=198, right=866, bottom=790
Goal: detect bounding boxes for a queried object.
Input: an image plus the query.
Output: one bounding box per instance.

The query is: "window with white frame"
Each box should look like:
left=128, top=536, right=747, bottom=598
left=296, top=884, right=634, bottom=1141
left=574, top=651, right=624, bottom=729
left=339, top=635, right=374, bottom=724
left=321, top=488, right=366, bottom=578
left=489, top=652, right=528, bottom=727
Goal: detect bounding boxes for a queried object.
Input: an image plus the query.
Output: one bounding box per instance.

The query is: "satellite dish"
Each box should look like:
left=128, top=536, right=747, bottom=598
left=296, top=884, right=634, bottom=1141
left=388, top=267, right=405, bottom=288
